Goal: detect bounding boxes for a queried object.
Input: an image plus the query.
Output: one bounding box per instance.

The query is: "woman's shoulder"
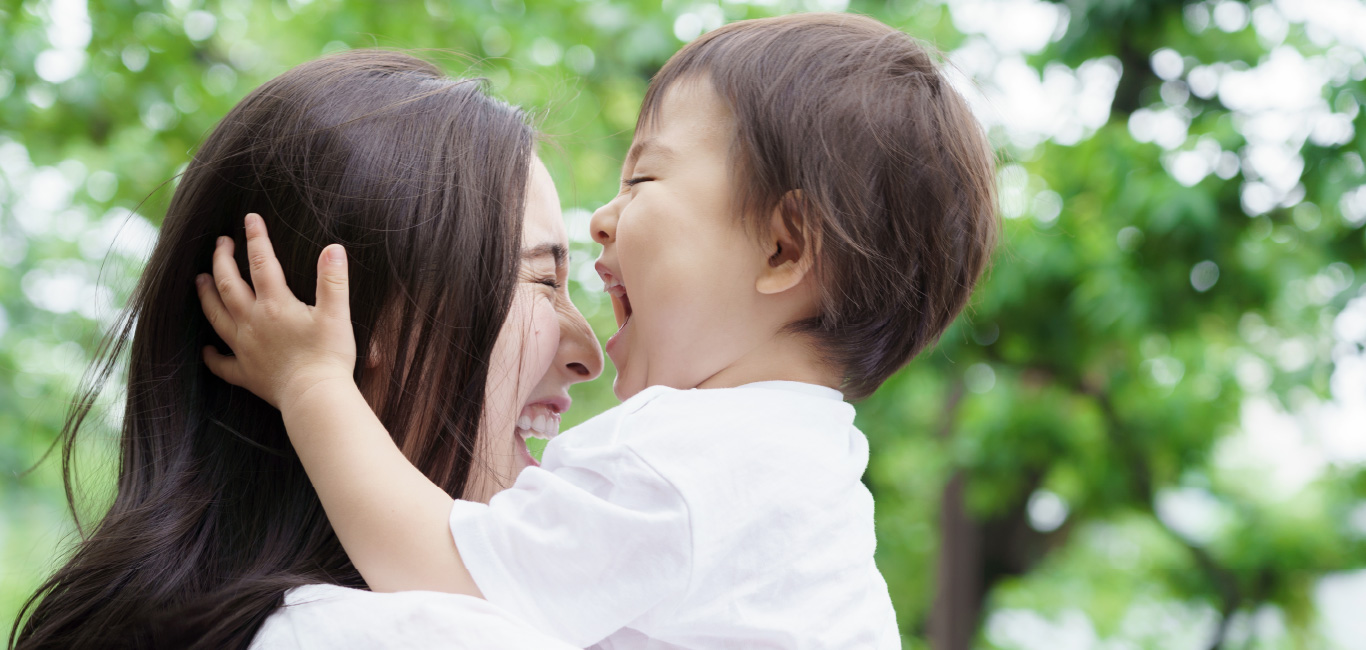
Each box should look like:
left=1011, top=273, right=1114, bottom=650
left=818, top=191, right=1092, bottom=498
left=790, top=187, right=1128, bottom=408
left=250, top=584, right=580, bottom=649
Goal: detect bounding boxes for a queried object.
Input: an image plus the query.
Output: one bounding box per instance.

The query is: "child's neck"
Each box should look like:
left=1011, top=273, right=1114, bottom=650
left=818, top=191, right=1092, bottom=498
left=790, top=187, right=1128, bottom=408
left=696, top=333, right=841, bottom=393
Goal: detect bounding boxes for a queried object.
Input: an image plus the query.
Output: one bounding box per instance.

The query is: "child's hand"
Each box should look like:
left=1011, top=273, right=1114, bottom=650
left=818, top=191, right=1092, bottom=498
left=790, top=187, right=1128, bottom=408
left=196, top=213, right=356, bottom=411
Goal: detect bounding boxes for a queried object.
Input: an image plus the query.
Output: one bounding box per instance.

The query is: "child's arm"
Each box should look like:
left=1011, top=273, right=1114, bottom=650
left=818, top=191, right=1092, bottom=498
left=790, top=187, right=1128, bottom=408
left=196, top=213, right=481, bottom=597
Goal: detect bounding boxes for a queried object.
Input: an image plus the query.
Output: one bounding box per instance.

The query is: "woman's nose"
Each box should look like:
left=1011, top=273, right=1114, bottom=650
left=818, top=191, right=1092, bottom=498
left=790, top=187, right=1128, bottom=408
left=556, top=299, right=604, bottom=383
left=589, top=201, right=618, bottom=245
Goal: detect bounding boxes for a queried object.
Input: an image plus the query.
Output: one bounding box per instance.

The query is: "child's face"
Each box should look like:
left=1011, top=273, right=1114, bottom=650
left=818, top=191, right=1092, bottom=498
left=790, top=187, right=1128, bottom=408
left=589, top=79, right=773, bottom=400
left=470, top=156, right=603, bottom=501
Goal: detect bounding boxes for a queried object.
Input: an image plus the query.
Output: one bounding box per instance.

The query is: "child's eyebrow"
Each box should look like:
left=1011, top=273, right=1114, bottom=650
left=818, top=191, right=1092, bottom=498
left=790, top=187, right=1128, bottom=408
left=625, top=138, right=676, bottom=169
left=522, top=243, right=567, bottom=268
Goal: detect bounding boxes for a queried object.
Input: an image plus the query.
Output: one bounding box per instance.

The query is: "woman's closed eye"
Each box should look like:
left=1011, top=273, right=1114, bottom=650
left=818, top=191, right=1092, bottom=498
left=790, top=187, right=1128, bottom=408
left=535, top=276, right=562, bottom=291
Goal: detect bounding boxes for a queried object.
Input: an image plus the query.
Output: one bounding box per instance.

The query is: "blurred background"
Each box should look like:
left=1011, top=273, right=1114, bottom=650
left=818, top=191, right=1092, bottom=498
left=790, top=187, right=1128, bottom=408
left=1, top=0, right=1364, bottom=647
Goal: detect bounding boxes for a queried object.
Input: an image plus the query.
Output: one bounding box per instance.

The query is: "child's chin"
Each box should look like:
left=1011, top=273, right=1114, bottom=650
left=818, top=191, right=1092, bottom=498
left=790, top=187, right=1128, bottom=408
left=612, top=372, right=644, bottom=401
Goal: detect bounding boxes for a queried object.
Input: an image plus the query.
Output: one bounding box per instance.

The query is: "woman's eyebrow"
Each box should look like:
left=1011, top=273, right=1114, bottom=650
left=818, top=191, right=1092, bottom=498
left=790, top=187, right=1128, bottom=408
left=522, top=243, right=567, bottom=268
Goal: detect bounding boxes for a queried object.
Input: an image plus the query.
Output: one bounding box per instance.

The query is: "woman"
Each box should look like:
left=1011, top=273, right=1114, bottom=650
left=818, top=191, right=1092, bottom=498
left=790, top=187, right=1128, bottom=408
left=12, top=50, right=601, bottom=648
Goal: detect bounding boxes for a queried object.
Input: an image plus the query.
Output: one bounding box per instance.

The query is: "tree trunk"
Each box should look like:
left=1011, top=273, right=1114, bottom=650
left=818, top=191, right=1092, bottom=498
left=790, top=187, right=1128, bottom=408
left=930, top=472, right=982, bottom=650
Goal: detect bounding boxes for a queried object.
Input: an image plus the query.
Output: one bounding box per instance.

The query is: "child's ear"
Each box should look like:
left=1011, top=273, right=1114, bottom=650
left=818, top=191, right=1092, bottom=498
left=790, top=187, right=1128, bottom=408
left=756, top=190, right=817, bottom=295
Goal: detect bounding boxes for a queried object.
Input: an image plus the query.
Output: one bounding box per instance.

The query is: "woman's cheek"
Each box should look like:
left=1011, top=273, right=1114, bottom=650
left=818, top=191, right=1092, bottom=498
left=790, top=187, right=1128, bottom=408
left=523, top=296, right=560, bottom=385
left=486, top=291, right=537, bottom=411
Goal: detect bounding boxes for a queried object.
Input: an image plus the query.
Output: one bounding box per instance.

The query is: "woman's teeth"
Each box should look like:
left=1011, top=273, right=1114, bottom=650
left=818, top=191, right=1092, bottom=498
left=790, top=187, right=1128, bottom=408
left=516, top=411, right=560, bottom=440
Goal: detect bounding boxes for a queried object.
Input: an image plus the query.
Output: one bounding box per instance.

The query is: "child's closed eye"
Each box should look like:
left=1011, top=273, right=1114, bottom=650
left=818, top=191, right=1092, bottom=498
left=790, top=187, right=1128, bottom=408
left=623, top=176, right=654, bottom=189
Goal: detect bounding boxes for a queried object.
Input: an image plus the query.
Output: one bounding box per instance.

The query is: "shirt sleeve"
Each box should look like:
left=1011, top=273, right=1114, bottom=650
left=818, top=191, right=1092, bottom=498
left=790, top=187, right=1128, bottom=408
left=448, top=444, right=692, bottom=647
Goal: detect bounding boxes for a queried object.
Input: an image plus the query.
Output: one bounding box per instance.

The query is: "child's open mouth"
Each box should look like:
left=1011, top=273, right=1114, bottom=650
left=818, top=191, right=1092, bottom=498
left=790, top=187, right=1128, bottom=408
left=605, top=278, right=632, bottom=331
left=603, top=276, right=633, bottom=362
left=597, top=262, right=632, bottom=361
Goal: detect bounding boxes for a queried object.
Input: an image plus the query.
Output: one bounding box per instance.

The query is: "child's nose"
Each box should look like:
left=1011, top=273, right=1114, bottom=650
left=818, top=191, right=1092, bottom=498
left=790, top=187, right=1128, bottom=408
left=589, top=202, right=617, bottom=244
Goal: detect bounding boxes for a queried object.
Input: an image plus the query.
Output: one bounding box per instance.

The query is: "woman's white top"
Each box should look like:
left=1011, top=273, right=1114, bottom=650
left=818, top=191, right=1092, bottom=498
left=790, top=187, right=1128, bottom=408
left=449, top=381, right=900, bottom=649
left=251, top=583, right=578, bottom=649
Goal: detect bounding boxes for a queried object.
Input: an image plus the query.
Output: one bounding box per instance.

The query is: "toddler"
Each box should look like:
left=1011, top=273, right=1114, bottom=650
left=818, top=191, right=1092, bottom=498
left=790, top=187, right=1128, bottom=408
left=199, top=13, right=997, bottom=649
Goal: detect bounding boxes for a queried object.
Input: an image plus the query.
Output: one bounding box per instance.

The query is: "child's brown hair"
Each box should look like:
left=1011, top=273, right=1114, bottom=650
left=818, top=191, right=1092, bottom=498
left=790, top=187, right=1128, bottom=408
left=640, top=12, right=998, bottom=400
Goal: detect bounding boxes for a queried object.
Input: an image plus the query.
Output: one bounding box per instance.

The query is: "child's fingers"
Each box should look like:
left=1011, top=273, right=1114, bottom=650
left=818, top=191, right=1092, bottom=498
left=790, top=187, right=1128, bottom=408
left=242, top=213, right=291, bottom=302
left=196, top=273, right=237, bottom=344
left=315, top=244, right=351, bottom=322
left=202, top=345, right=246, bottom=388
left=213, top=235, right=256, bottom=318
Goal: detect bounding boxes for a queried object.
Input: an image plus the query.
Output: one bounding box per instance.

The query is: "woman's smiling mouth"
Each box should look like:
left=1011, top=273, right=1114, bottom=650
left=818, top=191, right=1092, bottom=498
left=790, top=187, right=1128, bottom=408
left=515, top=402, right=563, bottom=442
left=514, top=399, right=567, bottom=468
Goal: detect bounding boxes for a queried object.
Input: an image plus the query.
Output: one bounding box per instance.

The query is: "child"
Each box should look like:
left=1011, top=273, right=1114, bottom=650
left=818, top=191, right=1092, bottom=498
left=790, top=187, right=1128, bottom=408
left=199, top=13, right=996, bottom=649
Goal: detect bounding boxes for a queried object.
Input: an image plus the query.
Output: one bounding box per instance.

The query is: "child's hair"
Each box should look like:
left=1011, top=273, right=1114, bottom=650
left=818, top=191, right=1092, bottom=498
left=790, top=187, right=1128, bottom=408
left=13, top=50, right=534, bottom=648
left=640, top=13, right=998, bottom=400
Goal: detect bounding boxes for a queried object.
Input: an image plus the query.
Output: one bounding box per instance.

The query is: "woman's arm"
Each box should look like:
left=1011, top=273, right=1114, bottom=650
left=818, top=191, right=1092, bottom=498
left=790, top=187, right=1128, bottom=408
left=196, top=213, right=481, bottom=596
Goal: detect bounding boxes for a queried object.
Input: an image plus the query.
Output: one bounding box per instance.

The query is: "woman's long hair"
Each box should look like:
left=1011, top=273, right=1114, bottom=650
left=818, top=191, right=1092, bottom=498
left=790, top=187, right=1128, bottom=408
left=11, top=50, right=534, bottom=649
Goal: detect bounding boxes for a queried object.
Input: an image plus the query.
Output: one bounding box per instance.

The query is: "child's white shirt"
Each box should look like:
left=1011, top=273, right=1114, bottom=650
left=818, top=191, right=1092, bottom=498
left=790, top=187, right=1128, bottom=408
left=449, top=381, right=901, bottom=649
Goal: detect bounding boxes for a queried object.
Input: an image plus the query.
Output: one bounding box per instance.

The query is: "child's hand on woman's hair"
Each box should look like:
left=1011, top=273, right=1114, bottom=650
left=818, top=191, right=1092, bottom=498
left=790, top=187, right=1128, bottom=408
left=196, top=212, right=357, bottom=411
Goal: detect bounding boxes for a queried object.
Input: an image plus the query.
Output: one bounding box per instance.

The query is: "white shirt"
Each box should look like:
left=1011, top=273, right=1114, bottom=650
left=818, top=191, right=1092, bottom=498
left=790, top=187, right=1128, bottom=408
left=251, top=584, right=580, bottom=649
left=449, top=381, right=901, bottom=649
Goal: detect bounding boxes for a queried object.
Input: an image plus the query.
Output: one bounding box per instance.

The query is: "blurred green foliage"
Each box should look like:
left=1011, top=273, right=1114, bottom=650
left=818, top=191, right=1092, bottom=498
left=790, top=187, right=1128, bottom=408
left=2, top=0, right=1364, bottom=648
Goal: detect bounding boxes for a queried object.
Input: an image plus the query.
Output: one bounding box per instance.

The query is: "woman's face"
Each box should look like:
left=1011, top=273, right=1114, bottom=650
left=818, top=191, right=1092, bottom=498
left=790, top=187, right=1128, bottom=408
left=465, top=156, right=603, bottom=502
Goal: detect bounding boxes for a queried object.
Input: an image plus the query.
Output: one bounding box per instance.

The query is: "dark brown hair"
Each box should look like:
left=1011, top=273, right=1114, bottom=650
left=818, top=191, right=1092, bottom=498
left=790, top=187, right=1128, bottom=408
left=641, top=13, right=998, bottom=400
left=12, top=50, right=534, bottom=648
